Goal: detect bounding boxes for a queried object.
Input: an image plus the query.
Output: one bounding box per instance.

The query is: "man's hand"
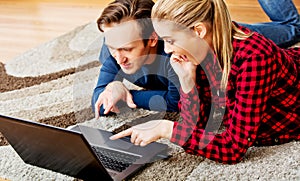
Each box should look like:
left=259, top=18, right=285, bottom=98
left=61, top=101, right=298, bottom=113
left=110, top=120, right=174, bottom=146
left=94, top=81, right=137, bottom=118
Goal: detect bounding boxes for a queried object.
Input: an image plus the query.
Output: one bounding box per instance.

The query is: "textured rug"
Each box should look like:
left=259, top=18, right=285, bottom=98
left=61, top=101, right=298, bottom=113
left=0, top=21, right=299, bottom=181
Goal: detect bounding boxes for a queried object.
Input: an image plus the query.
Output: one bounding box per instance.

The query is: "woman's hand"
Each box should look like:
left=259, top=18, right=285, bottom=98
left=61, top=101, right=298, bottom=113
left=110, top=120, right=174, bottom=146
left=170, top=55, right=197, bottom=93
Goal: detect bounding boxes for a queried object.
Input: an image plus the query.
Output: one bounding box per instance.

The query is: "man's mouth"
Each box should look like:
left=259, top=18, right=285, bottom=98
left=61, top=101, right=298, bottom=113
left=121, top=63, right=131, bottom=69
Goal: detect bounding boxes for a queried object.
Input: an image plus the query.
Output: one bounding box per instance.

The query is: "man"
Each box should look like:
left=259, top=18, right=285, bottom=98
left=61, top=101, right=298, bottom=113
left=92, top=0, right=180, bottom=117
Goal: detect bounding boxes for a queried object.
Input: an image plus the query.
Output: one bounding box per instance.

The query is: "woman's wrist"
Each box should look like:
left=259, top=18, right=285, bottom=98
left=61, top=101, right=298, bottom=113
left=160, top=120, right=174, bottom=140
left=179, top=76, right=195, bottom=93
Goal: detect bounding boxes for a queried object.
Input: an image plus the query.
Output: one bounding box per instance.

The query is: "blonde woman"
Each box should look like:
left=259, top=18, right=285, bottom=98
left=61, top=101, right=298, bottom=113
left=111, top=0, right=300, bottom=164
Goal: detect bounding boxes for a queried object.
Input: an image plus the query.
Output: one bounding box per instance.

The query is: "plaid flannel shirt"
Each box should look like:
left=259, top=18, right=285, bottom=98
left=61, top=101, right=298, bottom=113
left=171, top=24, right=300, bottom=164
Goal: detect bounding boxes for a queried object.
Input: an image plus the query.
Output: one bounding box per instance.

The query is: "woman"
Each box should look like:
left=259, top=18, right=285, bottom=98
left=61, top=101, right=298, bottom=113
left=111, top=0, right=300, bottom=164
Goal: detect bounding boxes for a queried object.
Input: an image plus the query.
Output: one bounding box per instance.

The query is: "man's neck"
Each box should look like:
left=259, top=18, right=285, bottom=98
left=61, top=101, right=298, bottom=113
left=144, top=45, right=158, bottom=65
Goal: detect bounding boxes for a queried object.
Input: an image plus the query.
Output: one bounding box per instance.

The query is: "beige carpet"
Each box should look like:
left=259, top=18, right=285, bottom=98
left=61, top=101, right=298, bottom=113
left=0, top=21, right=299, bottom=181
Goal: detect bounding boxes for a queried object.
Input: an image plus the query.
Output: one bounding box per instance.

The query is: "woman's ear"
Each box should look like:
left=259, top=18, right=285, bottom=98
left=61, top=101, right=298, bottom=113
left=193, top=23, right=207, bottom=39
left=148, top=32, right=159, bottom=47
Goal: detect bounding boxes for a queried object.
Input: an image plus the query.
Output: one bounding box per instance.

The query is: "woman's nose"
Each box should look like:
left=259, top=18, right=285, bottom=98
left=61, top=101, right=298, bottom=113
left=164, top=43, right=173, bottom=54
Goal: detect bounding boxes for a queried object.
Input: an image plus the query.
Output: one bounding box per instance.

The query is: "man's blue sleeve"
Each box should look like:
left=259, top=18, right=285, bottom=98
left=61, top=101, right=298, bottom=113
left=130, top=89, right=179, bottom=112
left=130, top=61, right=180, bottom=112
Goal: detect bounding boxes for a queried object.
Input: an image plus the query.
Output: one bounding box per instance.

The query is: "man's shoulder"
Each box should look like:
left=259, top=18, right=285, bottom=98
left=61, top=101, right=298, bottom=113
left=99, top=43, right=112, bottom=64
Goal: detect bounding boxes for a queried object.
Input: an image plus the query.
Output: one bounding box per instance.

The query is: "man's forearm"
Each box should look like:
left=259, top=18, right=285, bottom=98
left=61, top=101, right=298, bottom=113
left=130, top=90, right=179, bottom=112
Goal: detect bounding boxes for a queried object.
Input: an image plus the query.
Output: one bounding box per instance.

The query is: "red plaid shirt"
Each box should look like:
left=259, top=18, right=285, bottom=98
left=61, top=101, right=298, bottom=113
left=171, top=24, right=300, bottom=164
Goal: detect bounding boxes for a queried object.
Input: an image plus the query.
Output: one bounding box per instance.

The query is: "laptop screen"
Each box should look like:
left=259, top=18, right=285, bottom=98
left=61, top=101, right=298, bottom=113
left=0, top=115, right=112, bottom=181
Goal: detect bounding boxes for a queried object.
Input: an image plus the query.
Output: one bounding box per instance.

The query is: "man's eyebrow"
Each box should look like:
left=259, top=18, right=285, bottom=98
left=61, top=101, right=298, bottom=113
left=105, top=43, right=117, bottom=50
left=105, top=43, right=133, bottom=50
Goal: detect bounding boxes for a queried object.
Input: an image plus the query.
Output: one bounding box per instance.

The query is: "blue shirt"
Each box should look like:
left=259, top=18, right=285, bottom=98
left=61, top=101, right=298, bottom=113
left=92, top=40, right=180, bottom=115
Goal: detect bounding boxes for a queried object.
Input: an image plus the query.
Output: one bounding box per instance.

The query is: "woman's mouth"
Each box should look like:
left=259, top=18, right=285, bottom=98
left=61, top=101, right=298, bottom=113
left=172, top=54, right=188, bottom=62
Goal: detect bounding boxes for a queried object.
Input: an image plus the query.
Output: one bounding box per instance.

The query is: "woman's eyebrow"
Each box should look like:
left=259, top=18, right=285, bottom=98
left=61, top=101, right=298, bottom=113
left=159, top=36, right=171, bottom=39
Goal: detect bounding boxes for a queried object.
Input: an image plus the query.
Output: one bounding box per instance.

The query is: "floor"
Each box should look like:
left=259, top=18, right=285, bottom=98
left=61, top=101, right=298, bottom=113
left=0, top=0, right=299, bottom=62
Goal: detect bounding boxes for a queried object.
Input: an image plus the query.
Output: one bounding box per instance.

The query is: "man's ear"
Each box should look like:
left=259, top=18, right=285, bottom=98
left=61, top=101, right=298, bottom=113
left=193, top=23, right=207, bottom=39
left=148, top=32, right=159, bottom=47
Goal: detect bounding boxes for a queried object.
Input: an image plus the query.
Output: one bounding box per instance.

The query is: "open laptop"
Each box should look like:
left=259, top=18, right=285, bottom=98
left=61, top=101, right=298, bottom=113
left=0, top=114, right=170, bottom=181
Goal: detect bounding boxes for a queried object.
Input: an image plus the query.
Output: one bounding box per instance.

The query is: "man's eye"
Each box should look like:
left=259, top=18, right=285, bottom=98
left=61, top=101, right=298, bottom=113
left=118, top=48, right=132, bottom=52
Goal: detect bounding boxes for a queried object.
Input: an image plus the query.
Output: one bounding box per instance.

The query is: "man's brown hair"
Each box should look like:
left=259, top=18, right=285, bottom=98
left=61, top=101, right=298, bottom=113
left=97, top=0, right=155, bottom=46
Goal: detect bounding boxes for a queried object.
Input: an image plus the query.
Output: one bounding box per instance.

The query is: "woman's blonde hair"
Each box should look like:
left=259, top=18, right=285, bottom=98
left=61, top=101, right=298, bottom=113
left=152, top=0, right=250, bottom=90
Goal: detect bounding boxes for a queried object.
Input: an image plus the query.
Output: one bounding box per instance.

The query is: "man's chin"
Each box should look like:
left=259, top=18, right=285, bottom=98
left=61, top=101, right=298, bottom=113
left=121, top=68, right=136, bottom=75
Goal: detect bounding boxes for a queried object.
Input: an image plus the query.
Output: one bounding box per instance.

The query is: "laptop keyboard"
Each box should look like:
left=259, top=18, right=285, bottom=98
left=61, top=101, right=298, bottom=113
left=91, top=146, right=141, bottom=172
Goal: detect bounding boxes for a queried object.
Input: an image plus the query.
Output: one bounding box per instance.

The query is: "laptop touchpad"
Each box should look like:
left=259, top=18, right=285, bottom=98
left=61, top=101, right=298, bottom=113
left=104, top=138, right=133, bottom=150
left=78, top=125, right=133, bottom=150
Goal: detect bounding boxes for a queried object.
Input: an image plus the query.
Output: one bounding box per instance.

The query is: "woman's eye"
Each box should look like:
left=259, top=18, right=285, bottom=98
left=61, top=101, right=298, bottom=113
left=165, top=39, right=174, bottom=45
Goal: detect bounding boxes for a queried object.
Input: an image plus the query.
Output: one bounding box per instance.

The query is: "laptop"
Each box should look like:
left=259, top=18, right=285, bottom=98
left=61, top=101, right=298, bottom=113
left=0, top=114, right=170, bottom=181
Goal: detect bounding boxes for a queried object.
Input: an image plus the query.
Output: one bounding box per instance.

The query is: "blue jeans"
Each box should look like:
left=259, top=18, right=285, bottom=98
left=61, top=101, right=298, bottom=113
left=239, top=0, right=300, bottom=48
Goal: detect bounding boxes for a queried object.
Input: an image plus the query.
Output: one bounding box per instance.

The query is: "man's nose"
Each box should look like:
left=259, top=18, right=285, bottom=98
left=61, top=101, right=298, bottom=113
left=113, top=51, right=126, bottom=64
